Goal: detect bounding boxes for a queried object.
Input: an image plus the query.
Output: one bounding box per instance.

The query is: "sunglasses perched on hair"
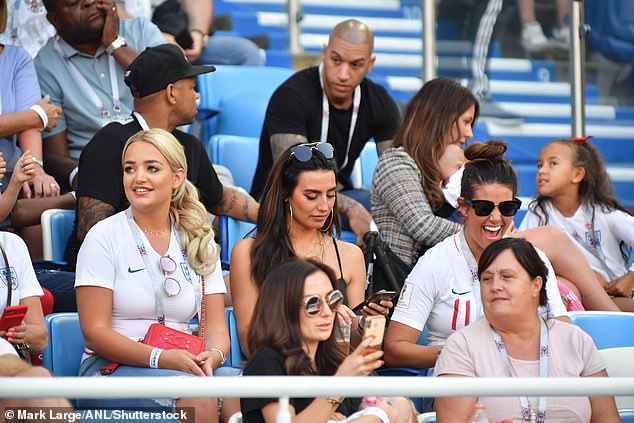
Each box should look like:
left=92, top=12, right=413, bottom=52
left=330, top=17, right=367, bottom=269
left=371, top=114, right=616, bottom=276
left=303, top=290, right=344, bottom=317
left=160, top=255, right=181, bottom=297
left=464, top=198, right=522, bottom=217
left=289, top=142, right=334, bottom=162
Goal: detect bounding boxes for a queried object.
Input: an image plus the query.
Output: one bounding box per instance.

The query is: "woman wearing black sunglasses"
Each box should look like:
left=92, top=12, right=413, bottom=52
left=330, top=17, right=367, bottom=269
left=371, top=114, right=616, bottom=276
left=372, top=78, right=620, bottom=314
left=242, top=258, right=409, bottom=423
left=231, top=142, right=392, bottom=358
left=383, top=140, right=568, bottom=374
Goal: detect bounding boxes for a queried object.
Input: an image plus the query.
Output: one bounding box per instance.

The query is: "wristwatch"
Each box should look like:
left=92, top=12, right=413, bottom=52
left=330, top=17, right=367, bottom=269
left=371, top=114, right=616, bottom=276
left=106, top=35, right=127, bottom=55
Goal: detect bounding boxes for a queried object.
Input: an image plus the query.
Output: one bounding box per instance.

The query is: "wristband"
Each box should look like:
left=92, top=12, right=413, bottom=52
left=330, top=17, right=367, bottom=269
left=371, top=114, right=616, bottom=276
left=209, top=347, right=226, bottom=366
left=30, top=104, right=48, bottom=130
left=149, top=347, right=163, bottom=368
left=191, top=29, right=209, bottom=44
left=69, top=166, right=79, bottom=188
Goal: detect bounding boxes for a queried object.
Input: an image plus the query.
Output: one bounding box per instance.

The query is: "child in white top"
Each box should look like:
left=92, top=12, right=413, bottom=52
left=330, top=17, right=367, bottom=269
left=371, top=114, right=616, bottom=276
left=519, top=137, right=634, bottom=309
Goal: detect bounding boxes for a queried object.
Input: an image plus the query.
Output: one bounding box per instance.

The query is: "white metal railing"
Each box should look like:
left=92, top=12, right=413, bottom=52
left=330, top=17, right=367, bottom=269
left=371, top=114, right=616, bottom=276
left=4, top=376, right=634, bottom=399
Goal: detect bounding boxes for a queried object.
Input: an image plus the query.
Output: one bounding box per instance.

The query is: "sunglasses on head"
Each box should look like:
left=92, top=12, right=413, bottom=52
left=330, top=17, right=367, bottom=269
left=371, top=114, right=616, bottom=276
left=303, top=290, right=344, bottom=317
left=289, top=142, right=334, bottom=162
left=464, top=198, right=522, bottom=217
left=160, top=255, right=181, bottom=297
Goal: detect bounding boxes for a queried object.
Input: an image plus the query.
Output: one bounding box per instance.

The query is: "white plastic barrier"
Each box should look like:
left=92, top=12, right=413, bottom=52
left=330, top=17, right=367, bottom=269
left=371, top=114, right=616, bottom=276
left=3, top=376, right=634, bottom=399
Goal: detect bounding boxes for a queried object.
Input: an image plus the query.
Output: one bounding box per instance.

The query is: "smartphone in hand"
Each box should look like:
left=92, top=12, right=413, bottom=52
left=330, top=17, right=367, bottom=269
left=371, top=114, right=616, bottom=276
left=0, top=305, right=28, bottom=332
left=352, top=290, right=397, bottom=315
left=361, top=315, right=386, bottom=355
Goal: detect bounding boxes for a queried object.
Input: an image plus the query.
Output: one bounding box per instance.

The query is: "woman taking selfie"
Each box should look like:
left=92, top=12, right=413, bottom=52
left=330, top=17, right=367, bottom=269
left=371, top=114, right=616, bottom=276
left=372, top=78, right=621, bottom=312
left=242, top=258, right=413, bottom=423
left=384, top=141, right=567, bottom=371
left=75, top=129, right=229, bottom=422
left=435, top=237, right=619, bottom=423
left=231, top=142, right=391, bottom=357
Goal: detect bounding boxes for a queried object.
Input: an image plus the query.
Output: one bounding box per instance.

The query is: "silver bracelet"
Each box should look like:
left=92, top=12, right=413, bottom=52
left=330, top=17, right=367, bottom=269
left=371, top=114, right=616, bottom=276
left=149, top=347, right=163, bottom=368
left=30, top=104, right=48, bottom=130
left=69, top=166, right=79, bottom=188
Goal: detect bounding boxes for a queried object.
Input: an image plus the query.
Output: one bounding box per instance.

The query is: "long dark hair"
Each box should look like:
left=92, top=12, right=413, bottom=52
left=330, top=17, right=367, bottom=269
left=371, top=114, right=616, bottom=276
left=478, top=238, right=548, bottom=307
left=393, top=77, right=479, bottom=210
left=461, top=140, right=518, bottom=200
left=247, top=258, right=346, bottom=376
left=530, top=138, right=629, bottom=225
left=251, top=144, right=342, bottom=288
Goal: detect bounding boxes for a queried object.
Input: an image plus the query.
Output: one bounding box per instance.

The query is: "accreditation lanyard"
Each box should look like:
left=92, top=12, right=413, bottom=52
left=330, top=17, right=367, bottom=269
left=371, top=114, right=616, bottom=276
left=125, top=208, right=202, bottom=325
left=457, top=230, right=482, bottom=319
left=491, top=317, right=549, bottom=423
left=10, top=0, right=20, bottom=41
left=317, top=62, right=361, bottom=170
left=53, top=37, right=122, bottom=118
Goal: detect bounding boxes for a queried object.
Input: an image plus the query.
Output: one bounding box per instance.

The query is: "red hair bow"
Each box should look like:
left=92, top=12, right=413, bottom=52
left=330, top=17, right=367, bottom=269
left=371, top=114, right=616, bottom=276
left=571, top=135, right=592, bottom=144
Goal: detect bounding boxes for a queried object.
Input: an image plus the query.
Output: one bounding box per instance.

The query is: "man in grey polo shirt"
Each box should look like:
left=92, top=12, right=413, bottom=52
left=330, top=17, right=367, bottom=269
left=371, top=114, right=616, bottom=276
left=34, top=0, right=164, bottom=190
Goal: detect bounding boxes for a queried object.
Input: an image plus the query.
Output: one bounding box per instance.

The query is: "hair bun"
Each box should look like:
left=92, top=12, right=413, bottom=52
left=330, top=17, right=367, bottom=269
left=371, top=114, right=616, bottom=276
left=464, top=140, right=507, bottom=161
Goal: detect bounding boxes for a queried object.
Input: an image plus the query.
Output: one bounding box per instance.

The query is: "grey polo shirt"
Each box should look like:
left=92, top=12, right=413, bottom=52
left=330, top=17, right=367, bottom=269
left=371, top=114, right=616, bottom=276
left=34, top=17, right=164, bottom=159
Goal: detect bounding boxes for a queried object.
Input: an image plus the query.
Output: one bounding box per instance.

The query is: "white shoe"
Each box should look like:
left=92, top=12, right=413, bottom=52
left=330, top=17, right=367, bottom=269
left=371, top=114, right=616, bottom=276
left=551, top=26, right=570, bottom=49
left=521, top=22, right=551, bottom=53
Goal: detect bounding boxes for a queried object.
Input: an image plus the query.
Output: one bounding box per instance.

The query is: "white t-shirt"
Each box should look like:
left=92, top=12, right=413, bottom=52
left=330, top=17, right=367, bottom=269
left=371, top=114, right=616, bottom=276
left=520, top=202, right=634, bottom=281
left=75, top=211, right=226, bottom=340
left=0, top=232, right=43, bottom=314
left=435, top=318, right=605, bottom=423
left=391, top=232, right=566, bottom=346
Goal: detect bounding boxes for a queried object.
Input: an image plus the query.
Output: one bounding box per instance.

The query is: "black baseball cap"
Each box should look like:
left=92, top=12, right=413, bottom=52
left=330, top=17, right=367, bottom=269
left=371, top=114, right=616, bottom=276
left=124, top=44, right=215, bottom=98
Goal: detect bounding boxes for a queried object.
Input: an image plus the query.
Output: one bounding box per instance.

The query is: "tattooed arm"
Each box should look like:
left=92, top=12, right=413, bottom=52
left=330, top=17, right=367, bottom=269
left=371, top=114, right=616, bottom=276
left=210, top=186, right=259, bottom=223
left=337, top=192, right=372, bottom=245
left=270, top=133, right=308, bottom=160
left=77, top=196, right=115, bottom=241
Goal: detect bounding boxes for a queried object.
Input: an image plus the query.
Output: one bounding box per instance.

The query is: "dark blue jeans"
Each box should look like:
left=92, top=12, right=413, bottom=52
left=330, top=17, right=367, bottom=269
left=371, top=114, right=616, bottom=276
left=34, top=266, right=77, bottom=312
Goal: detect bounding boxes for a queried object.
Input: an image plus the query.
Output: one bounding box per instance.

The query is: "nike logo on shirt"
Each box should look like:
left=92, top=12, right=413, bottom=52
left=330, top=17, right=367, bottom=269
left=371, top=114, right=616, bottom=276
left=128, top=267, right=145, bottom=273
left=451, top=288, right=471, bottom=295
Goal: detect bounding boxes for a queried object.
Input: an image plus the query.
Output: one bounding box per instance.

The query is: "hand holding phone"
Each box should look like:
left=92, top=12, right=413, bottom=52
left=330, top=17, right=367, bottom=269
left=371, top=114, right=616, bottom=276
left=0, top=305, right=28, bottom=333
left=361, top=315, right=387, bottom=355
left=352, top=290, right=397, bottom=315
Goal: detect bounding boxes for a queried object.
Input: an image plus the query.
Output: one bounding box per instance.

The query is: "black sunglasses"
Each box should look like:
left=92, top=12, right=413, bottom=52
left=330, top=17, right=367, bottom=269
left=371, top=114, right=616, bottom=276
left=464, top=198, right=522, bottom=217
left=289, top=142, right=334, bottom=162
left=303, top=290, right=344, bottom=317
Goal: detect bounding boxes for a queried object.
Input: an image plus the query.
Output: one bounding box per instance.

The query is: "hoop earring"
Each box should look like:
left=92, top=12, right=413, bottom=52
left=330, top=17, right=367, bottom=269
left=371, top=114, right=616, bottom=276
left=288, top=203, right=293, bottom=232
left=320, top=209, right=334, bottom=233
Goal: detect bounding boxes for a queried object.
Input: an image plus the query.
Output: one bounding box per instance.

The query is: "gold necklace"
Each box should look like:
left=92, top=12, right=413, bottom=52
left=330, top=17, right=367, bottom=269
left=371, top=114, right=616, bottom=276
left=136, top=220, right=170, bottom=237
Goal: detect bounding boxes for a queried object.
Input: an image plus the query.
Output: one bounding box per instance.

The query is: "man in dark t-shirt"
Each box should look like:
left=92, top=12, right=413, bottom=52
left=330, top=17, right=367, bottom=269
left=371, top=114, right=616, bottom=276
left=251, top=19, right=401, bottom=244
left=64, top=44, right=259, bottom=268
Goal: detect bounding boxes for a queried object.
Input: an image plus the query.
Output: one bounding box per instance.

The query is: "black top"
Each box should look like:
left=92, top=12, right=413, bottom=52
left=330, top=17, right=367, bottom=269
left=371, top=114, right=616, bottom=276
left=251, top=66, right=401, bottom=199
left=63, top=115, right=224, bottom=268
left=241, top=346, right=360, bottom=423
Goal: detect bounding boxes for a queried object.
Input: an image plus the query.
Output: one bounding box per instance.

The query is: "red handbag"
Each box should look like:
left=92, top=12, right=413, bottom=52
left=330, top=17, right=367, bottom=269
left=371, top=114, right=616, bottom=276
left=141, top=323, right=206, bottom=355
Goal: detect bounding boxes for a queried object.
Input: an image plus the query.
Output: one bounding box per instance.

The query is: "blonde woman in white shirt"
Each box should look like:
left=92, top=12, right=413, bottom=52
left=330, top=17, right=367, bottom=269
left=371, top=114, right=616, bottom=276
left=75, top=129, right=229, bottom=423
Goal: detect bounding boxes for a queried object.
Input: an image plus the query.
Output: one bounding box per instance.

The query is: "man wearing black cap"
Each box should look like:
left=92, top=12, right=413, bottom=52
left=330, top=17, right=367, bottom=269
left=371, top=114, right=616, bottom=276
left=62, top=44, right=259, bottom=269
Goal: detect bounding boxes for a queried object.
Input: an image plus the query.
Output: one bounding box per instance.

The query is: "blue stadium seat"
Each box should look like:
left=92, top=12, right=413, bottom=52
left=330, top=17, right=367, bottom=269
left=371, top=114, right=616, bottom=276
left=196, top=65, right=294, bottom=143
left=569, top=311, right=634, bottom=349
left=360, top=142, right=378, bottom=189
left=219, top=216, right=256, bottom=265
left=226, top=307, right=246, bottom=369
left=42, top=313, right=84, bottom=376
left=621, top=409, right=634, bottom=423
left=40, top=209, right=75, bottom=263
left=207, top=135, right=259, bottom=193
